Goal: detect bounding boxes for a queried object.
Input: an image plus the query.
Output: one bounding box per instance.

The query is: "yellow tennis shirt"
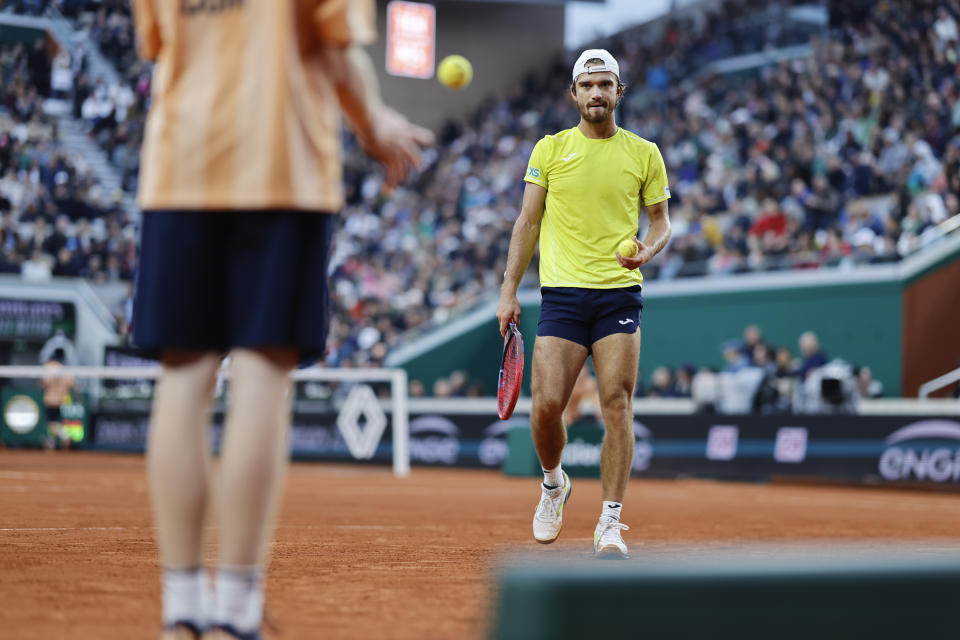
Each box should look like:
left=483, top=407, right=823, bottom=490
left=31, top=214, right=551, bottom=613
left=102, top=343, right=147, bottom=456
left=524, top=126, right=670, bottom=288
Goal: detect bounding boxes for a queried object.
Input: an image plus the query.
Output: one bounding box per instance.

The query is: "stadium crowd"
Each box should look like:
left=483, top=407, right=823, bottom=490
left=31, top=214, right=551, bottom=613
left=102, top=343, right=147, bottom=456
left=638, top=325, right=885, bottom=413
left=326, top=0, right=960, bottom=370
left=0, top=41, right=136, bottom=284
left=1, top=0, right=958, bottom=380
left=416, top=323, right=887, bottom=413
left=61, top=0, right=147, bottom=193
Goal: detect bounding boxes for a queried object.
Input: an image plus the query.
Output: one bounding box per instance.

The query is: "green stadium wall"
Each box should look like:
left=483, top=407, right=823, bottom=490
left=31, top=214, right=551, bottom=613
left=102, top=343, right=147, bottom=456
left=387, top=234, right=960, bottom=399
left=639, top=278, right=902, bottom=395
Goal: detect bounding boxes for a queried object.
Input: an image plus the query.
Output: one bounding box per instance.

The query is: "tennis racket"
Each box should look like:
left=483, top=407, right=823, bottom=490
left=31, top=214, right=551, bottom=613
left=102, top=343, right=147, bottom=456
left=497, top=322, right=524, bottom=420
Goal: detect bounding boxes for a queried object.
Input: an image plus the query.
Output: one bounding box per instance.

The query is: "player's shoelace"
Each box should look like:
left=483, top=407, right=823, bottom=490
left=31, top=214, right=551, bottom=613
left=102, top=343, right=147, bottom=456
left=597, top=521, right=630, bottom=545
left=535, top=486, right=564, bottom=521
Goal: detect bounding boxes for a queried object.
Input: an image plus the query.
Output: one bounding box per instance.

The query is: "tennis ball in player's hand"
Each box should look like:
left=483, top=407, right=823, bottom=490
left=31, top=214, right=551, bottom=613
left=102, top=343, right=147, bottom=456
left=437, top=54, right=473, bottom=90
left=617, top=238, right=638, bottom=257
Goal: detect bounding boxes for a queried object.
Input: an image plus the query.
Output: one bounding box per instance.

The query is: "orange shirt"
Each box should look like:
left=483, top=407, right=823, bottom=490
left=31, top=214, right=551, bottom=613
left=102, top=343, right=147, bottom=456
left=132, top=0, right=375, bottom=212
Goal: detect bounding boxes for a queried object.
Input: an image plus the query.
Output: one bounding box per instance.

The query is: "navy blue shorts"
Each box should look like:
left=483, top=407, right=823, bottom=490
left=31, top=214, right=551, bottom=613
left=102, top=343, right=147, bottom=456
left=131, top=209, right=335, bottom=362
left=537, top=286, right=643, bottom=350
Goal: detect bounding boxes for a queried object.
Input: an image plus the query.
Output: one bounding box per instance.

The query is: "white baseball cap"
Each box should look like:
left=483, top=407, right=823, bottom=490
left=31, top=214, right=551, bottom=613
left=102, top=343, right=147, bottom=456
left=572, top=49, right=621, bottom=83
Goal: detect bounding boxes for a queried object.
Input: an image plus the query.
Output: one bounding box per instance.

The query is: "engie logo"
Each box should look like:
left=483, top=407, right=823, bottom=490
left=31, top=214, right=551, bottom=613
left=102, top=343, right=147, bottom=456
left=879, top=420, right=960, bottom=483
left=409, top=416, right=460, bottom=465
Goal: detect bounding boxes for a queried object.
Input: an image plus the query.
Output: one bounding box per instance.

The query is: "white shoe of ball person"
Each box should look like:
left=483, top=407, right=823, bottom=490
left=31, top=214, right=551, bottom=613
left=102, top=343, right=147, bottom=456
left=532, top=471, right=571, bottom=543
left=594, top=516, right=630, bottom=559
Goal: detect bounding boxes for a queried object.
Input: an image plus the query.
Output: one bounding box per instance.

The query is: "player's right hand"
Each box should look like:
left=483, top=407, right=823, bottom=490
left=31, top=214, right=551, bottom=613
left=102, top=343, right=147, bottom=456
left=496, top=294, right=521, bottom=337
left=616, top=239, right=654, bottom=270
left=363, top=106, right=435, bottom=190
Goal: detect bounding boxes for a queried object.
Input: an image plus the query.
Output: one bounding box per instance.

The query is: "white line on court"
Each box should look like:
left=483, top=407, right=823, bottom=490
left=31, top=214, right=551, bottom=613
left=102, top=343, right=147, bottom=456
left=0, top=471, right=55, bottom=480
left=0, top=526, right=129, bottom=532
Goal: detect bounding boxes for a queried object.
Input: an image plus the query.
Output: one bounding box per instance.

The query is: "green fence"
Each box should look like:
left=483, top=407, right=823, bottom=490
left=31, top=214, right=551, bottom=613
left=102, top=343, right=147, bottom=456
left=640, top=279, right=902, bottom=396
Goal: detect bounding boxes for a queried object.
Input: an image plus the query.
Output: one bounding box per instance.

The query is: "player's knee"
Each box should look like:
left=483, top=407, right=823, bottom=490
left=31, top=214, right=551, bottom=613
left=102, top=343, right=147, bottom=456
left=531, top=396, right=566, bottom=424
left=600, top=388, right=632, bottom=414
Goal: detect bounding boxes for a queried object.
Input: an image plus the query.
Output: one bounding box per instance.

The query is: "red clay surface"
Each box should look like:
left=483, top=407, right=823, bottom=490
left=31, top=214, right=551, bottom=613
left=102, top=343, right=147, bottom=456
left=3, top=451, right=960, bottom=639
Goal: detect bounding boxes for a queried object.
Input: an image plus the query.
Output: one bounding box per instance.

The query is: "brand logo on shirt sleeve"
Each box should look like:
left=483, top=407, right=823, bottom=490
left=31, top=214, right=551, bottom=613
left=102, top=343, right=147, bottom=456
left=527, top=167, right=541, bottom=178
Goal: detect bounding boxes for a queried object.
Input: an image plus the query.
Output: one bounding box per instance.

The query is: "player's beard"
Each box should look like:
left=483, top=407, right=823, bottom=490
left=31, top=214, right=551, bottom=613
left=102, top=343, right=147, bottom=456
left=578, top=98, right=616, bottom=124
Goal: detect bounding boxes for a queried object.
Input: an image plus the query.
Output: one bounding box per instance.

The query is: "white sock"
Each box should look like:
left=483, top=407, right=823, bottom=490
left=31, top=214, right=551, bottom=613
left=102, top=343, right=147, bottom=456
left=214, top=568, right=263, bottom=633
left=162, top=568, right=208, bottom=629
left=601, top=501, right=622, bottom=522
left=542, top=465, right=563, bottom=489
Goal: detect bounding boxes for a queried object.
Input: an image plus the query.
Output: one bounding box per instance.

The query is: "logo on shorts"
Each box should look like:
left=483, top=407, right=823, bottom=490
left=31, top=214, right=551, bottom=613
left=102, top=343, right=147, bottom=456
left=618, top=319, right=634, bottom=325
left=527, top=167, right=541, bottom=178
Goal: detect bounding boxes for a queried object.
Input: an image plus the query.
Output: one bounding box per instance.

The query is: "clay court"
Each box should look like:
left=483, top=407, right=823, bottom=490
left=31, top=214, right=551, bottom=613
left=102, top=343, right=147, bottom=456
left=3, top=450, right=960, bottom=639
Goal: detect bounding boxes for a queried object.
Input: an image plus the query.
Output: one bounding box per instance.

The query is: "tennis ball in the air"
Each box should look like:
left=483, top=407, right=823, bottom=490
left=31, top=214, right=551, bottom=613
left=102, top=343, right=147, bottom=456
left=617, top=238, right=638, bottom=257
left=437, top=55, right=473, bottom=90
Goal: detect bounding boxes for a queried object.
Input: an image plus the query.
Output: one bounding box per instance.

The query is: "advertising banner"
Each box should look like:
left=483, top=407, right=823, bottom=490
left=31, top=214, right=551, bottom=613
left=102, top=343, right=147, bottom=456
left=0, top=388, right=46, bottom=446
left=90, top=408, right=519, bottom=468
left=385, top=1, right=436, bottom=79
left=87, top=406, right=960, bottom=488
left=0, top=299, right=75, bottom=342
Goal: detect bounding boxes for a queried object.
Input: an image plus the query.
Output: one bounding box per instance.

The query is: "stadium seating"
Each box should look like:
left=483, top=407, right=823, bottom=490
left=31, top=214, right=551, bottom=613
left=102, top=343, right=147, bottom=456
left=0, top=41, right=135, bottom=286
left=2, top=0, right=958, bottom=383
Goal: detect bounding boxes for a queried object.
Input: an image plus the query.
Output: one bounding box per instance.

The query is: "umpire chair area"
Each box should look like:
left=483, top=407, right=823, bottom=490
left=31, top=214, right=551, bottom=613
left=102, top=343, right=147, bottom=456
left=490, top=545, right=960, bottom=640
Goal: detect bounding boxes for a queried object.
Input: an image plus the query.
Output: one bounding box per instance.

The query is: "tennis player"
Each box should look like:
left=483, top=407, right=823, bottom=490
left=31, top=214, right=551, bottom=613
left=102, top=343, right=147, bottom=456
left=130, top=2, right=433, bottom=638
left=496, top=49, right=671, bottom=558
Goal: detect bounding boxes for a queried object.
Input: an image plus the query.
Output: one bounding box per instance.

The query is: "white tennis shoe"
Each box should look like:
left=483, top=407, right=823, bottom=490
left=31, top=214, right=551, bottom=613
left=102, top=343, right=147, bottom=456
left=594, top=516, right=630, bottom=558
left=532, top=471, right=571, bottom=543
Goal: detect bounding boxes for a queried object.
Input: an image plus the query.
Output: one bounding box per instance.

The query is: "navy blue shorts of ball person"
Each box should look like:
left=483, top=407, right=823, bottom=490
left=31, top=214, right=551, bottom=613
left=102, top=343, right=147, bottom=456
left=537, top=285, right=642, bottom=350
left=46, top=405, right=61, bottom=424
left=132, top=209, right=335, bottom=364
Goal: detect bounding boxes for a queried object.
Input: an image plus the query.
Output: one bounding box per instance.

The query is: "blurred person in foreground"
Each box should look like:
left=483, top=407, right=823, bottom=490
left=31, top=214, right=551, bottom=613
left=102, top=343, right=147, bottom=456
left=130, top=2, right=433, bottom=639
left=497, top=49, right=671, bottom=558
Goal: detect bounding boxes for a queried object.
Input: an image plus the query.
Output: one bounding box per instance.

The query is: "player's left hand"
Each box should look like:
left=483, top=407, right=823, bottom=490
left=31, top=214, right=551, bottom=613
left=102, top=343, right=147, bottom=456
left=615, top=238, right=654, bottom=269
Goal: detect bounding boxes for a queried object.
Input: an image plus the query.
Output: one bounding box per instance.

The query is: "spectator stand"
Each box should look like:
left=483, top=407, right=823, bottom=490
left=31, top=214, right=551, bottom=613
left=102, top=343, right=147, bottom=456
left=5, top=0, right=960, bottom=386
